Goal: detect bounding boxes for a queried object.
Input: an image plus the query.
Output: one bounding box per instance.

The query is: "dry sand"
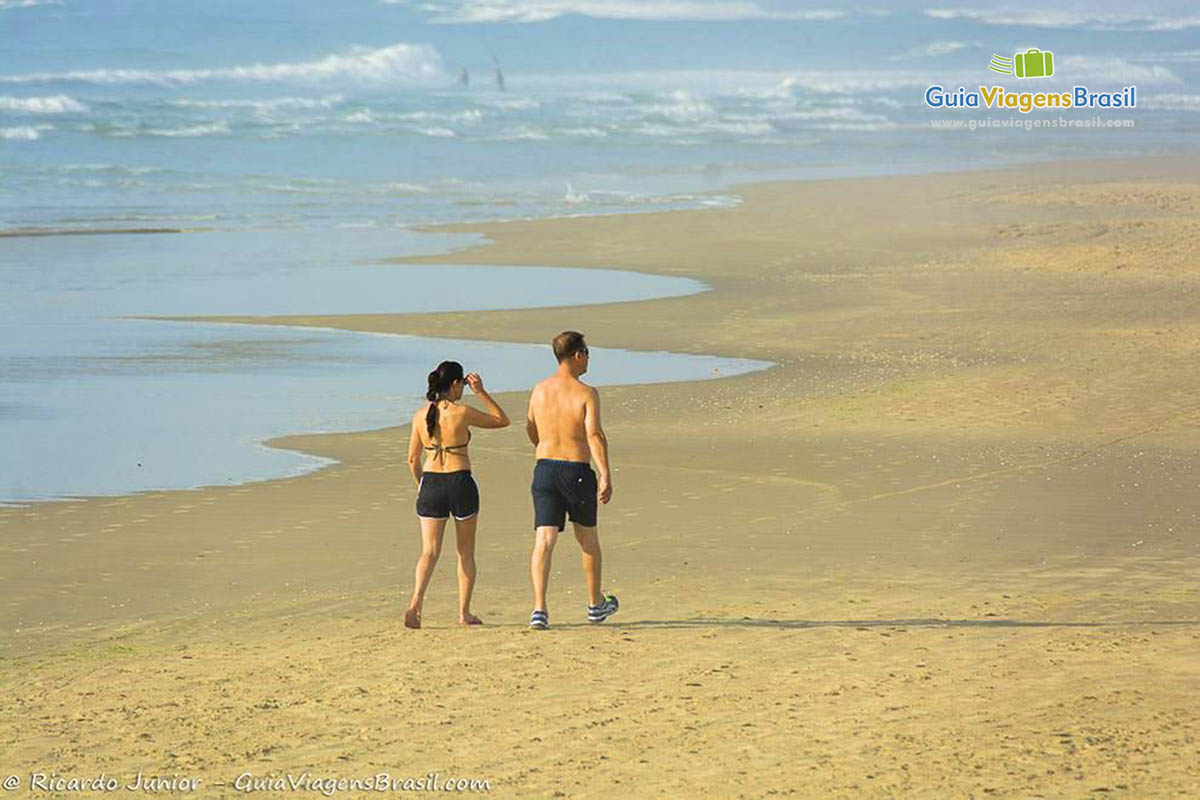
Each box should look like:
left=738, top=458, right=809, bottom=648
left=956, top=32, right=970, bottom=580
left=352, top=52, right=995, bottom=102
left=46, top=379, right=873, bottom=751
left=2, top=157, right=1199, bottom=797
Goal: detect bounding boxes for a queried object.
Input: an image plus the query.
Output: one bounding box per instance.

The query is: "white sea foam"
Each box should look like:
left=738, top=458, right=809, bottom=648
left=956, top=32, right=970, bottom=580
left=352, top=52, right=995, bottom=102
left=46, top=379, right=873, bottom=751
left=414, top=126, right=456, bottom=137
left=164, top=95, right=345, bottom=111
left=521, top=68, right=945, bottom=95
left=774, top=106, right=887, bottom=122
left=0, top=0, right=59, bottom=8
left=579, top=92, right=634, bottom=105
left=563, top=182, right=589, bottom=205
left=476, top=96, right=540, bottom=110
left=0, top=124, right=51, bottom=140
left=400, top=108, right=486, bottom=124
left=0, top=43, right=444, bottom=86
left=632, top=124, right=678, bottom=137
left=813, top=121, right=899, bottom=132
left=733, top=75, right=798, bottom=101
left=0, top=94, right=88, bottom=113
left=1139, top=93, right=1200, bottom=111
left=344, top=109, right=374, bottom=123
left=263, top=183, right=324, bottom=194
left=1129, top=49, right=1200, bottom=63
left=891, top=40, right=977, bottom=60
left=379, top=182, right=431, bottom=195
left=1059, top=56, right=1180, bottom=85
left=56, top=163, right=163, bottom=175
left=497, top=126, right=549, bottom=140
left=924, top=7, right=1200, bottom=32
left=644, top=92, right=717, bottom=122
left=559, top=126, right=608, bottom=137
left=708, top=120, right=774, bottom=136
left=144, top=122, right=231, bottom=137
left=527, top=61, right=1177, bottom=100
left=395, top=0, right=847, bottom=24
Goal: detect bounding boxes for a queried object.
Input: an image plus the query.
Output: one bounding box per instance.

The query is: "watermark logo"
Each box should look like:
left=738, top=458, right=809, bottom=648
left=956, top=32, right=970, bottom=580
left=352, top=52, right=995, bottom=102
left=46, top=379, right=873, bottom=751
left=924, top=48, right=1135, bottom=114
left=989, top=49, right=1055, bottom=79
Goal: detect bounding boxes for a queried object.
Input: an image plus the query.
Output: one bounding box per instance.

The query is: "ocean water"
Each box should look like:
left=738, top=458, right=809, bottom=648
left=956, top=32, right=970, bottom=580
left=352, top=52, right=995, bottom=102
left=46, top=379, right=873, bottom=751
left=1, top=1, right=1196, bottom=501
left=0, top=226, right=771, bottom=504
left=2, top=0, right=1197, bottom=233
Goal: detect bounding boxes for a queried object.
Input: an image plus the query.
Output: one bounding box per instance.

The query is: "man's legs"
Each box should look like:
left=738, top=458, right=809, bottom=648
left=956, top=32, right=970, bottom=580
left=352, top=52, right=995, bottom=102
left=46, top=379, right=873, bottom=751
left=573, top=524, right=603, bottom=607
left=531, top=525, right=559, bottom=612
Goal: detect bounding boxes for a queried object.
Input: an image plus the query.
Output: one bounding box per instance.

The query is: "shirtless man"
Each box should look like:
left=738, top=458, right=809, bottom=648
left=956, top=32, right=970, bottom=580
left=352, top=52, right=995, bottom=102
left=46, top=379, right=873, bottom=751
left=525, top=331, right=619, bottom=630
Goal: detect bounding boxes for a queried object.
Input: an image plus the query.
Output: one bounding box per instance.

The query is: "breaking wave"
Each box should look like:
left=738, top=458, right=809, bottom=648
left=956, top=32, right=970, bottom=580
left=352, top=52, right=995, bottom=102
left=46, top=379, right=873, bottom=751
left=0, top=43, right=445, bottom=86
left=0, top=94, right=88, bottom=113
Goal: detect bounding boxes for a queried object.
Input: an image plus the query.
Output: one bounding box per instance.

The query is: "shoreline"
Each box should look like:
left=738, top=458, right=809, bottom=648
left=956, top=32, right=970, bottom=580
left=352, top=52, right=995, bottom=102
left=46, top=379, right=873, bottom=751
left=5, top=153, right=1200, bottom=643
left=0, top=258, right=730, bottom=507
left=3, top=154, right=1199, bottom=796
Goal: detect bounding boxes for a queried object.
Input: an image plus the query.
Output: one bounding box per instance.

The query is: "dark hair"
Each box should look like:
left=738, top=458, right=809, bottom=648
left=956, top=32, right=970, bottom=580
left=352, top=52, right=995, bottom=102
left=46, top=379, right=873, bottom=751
left=425, top=360, right=464, bottom=438
left=552, top=331, right=587, bottom=362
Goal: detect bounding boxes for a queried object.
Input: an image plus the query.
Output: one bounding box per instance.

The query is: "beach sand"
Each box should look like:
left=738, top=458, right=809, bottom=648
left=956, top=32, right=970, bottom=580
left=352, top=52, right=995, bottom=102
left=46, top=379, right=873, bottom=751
left=2, top=157, right=1199, bottom=797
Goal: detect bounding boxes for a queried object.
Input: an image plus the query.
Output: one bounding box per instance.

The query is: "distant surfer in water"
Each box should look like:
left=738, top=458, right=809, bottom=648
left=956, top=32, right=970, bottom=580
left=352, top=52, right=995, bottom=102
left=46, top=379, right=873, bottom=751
left=459, top=67, right=469, bottom=87
left=492, top=56, right=506, bottom=91
left=524, top=332, right=618, bottom=630
left=405, top=361, right=509, bottom=629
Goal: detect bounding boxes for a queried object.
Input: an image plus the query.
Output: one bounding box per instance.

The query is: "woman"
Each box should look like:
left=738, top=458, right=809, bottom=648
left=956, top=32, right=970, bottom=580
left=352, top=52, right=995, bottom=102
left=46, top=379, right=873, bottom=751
left=405, top=360, right=509, bottom=628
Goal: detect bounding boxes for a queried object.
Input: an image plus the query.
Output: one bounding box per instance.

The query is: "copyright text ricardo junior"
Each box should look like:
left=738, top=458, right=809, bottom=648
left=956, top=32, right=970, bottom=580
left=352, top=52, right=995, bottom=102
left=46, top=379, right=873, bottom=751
left=3, top=771, right=492, bottom=794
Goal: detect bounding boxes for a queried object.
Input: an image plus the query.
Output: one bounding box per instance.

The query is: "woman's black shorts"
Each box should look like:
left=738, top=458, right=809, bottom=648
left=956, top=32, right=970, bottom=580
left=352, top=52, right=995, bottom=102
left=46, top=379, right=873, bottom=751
left=416, top=470, right=479, bottom=520
left=531, top=459, right=597, bottom=530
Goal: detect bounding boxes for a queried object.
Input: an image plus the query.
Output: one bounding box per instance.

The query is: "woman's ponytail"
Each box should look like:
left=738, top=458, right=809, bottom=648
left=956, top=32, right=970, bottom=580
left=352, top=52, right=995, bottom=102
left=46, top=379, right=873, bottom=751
left=425, top=370, right=441, bottom=437
left=424, top=361, right=464, bottom=438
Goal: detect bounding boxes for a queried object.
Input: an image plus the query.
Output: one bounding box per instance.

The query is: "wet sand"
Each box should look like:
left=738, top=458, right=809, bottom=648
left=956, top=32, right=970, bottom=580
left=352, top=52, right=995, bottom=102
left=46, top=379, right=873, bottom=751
left=2, top=156, right=1198, bottom=797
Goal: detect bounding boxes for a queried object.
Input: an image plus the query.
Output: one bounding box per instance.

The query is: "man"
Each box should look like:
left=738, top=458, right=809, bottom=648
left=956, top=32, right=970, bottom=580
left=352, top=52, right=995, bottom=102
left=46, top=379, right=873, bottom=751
left=525, top=331, right=618, bottom=629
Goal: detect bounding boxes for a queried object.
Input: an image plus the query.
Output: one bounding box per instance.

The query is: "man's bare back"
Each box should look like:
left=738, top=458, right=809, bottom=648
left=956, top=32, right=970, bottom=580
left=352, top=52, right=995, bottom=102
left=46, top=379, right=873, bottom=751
left=527, top=374, right=595, bottom=463
left=526, top=371, right=610, bottom=504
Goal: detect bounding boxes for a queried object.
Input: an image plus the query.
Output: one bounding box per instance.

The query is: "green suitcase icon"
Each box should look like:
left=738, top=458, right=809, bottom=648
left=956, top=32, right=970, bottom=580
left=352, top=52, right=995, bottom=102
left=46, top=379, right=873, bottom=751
left=1014, top=48, right=1053, bottom=78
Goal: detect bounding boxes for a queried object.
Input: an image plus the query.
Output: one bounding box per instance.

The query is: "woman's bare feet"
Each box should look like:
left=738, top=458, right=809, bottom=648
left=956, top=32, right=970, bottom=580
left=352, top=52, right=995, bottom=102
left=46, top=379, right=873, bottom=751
left=403, top=606, right=421, bottom=629
left=459, top=612, right=483, bottom=626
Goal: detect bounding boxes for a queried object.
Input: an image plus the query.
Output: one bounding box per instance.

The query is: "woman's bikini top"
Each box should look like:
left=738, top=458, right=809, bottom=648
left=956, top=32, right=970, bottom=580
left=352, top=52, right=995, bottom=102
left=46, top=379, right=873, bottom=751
left=425, top=428, right=470, bottom=464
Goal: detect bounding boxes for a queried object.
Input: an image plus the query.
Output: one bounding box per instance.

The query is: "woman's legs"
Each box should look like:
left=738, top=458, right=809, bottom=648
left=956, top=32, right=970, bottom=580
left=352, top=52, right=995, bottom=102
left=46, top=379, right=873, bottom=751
left=453, top=514, right=481, bottom=625
left=405, top=516, right=446, bottom=629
